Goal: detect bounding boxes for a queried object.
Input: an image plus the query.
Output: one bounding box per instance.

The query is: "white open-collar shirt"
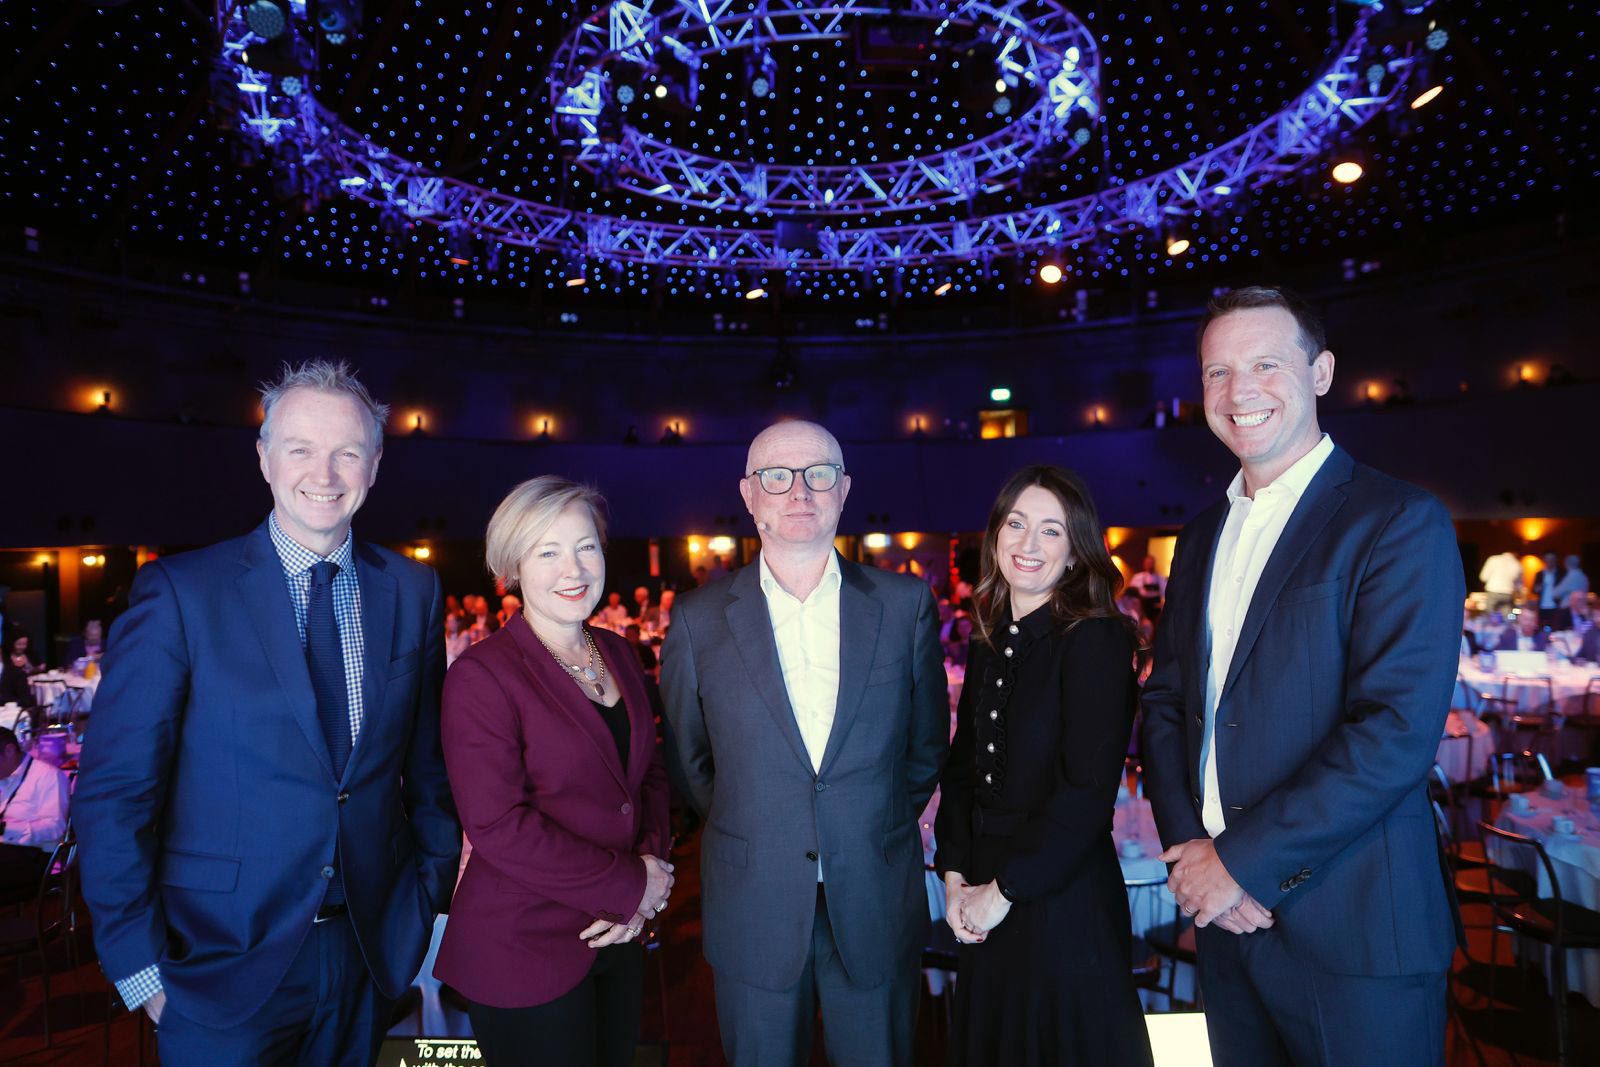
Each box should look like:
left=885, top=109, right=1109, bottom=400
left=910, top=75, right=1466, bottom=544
left=1202, top=433, right=1334, bottom=837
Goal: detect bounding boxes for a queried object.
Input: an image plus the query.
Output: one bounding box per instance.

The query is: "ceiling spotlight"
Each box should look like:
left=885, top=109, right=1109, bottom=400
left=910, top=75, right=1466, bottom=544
left=934, top=281, right=953, bottom=296
left=1165, top=235, right=1191, bottom=256
left=751, top=76, right=771, bottom=97
left=1425, top=24, right=1449, bottom=52
left=654, top=84, right=668, bottom=99
left=244, top=0, right=290, bottom=40
left=1038, top=263, right=1063, bottom=284
left=280, top=74, right=303, bottom=96
left=1410, top=84, right=1443, bottom=109
left=994, top=79, right=1007, bottom=94
left=1331, top=159, right=1364, bottom=184
left=993, top=96, right=1012, bottom=116
left=616, top=83, right=636, bottom=105
left=744, top=286, right=767, bottom=300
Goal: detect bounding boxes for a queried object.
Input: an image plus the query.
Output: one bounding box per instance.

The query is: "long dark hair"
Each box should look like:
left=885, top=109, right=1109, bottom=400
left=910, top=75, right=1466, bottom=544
left=972, top=465, right=1142, bottom=658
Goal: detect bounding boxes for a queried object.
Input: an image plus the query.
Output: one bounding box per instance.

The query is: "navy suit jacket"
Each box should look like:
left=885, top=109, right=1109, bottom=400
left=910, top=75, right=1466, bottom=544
left=75, top=520, right=461, bottom=1027
left=1142, top=446, right=1464, bottom=976
left=1495, top=627, right=1550, bottom=652
left=661, top=556, right=948, bottom=990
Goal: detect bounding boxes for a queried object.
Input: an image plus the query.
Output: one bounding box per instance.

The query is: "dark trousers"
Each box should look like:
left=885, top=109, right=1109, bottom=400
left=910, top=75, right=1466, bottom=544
left=0, top=843, right=50, bottom=899
left=713, top=885, right=918, bottom=1067
left=1196, top=924, right=1447, bottom=1067
left=156, top=912, right=393, bottom=1067
left=465, top=943, right=642, bottom=1067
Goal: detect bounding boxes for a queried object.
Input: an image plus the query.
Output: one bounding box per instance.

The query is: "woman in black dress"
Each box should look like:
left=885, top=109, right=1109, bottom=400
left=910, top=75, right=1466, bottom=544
left=935, top=464, right=1154, bottom=1066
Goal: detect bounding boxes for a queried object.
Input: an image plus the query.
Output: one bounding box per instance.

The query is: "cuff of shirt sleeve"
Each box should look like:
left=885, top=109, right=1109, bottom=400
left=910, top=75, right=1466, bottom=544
left=115, top=964, right=163, bottom=1011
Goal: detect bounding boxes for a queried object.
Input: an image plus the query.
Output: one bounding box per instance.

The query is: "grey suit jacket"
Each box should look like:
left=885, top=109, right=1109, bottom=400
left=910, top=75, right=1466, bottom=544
left=662, top=555, right=948, bottom=990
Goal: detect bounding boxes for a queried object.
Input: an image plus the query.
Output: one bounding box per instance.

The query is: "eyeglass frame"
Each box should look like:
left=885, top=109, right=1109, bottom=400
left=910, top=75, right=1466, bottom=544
left=745, top=463, right=847, bottom=495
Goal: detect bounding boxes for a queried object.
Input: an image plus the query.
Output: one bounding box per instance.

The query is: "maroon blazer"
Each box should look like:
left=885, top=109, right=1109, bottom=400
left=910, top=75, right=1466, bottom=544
left=433, top=614, right=671, bottom=1008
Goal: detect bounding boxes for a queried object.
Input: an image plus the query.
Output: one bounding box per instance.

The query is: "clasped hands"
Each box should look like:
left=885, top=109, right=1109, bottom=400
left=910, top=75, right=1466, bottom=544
left=942, top=872, right=1011, bottom=945
left=1159, top=838, right=1274, bottom=935
left=580, top=853, right=675, bottom=948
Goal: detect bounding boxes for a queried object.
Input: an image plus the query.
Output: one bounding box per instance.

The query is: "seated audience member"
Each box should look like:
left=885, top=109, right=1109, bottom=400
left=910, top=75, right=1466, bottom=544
left=445, top=612, right=472, bottom=668
left=468, top=596, right=495, bottom=644
left=496, top=594, right=522, bottom=630
left=632, top=587, right=654, bottom=628
left=1578, top=622, right=1600, bottom=664
left=0, top=726, right=71, bottom=897
left=1496, top=607, right=1549, bottom=652
left=0, top=647, right=33, bottom=707
left=7, top=633, right=40, bottom=673
left=655, top=589, right=675, bottom=634
left=597, top=592, right=631, bottom=630
left=67, top=619, right=106, bottom=663
left=623, top=624, right=657, bottom=674
left=445, top=595, right=465, bottom=621
left=1461, top=606, right=1483, bottom=657
left=1569, top=591, right=1594, bottom=636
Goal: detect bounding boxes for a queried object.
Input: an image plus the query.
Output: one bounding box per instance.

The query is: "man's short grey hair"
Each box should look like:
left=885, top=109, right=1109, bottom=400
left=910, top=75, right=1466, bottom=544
left=259, top=360, right=390, bottom=449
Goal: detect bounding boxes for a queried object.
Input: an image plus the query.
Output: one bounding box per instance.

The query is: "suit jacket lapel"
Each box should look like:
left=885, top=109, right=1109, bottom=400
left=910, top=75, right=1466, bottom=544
left=1186, top=500, right=1230, bottom=718
left=1221, top=448, right=1353, bottom=701
left=818, top=559, right=881, bottom=779
left=724, top=564, right=814, bottom=775
left=507, top=616, right=629, bottom=794
left=236, top=523, right=333, bottom=782
left=345, top=540, right=396, bottom=784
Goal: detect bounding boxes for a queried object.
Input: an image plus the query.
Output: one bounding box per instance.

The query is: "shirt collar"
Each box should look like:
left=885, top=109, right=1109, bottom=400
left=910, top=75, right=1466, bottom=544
left=1225, top=433, right=1334, bottom=505
left=268, top=511, right=355, bottom=577
left=758, top=550, right=842, bottom=604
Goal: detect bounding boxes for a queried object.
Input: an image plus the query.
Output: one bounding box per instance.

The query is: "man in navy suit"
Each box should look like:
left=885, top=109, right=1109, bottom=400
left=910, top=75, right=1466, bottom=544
left=76, top=361, right=460, bottom=1066
left=1494, top=605, right=1550, bottom=652
left=1142, top=287, right=1464, bottom=1066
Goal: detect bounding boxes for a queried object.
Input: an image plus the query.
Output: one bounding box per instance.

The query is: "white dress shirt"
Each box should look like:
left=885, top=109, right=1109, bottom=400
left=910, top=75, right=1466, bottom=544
left=0, top=755, right=70, bottom=850
left=1202, top=434, right=1335, bottom=838
left=760, top=551, right=842, bottom=882
left=1479, top=553, right=1522, bottom=598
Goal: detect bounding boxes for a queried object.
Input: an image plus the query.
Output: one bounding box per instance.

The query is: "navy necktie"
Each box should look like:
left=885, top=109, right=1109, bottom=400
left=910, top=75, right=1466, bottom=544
left=307, top=560, right=350, bottom=904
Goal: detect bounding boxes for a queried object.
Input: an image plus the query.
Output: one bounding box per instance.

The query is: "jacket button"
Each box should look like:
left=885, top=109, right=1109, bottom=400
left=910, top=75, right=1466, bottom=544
left=1003, top=647, right=1014, bottom=658
left=1299, top=867, right=1311, bottom=877
left=986, top=742, right=996, bottom=754
left=989, top=709, right=999, bottom=721
left=321, top=866, right=335, bottom=880
left=996, top=678, right=1005, bottom=688
left=806, top=851, right=818, bottom=862
left=984, top=773, right=994, bottom=785
left=337, top=792, right=350, bottom=804
left=1008, top=624, right=1019, bottom=635
left=620, top=802, right=632, bottom=815
left=1193, top=714, right=1203, bottom=726
left=815, top=781, right=827, bottom=792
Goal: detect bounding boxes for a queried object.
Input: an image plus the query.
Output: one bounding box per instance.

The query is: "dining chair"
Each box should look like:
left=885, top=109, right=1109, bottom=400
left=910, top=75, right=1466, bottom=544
left=1478, top=822, right=1600, bottom=1067
left=0, top=824, right=79, bottom=1054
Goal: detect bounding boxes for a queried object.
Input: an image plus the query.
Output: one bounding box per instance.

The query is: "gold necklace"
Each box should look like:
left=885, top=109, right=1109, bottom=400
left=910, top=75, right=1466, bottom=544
left=534, top=625, right=608, bottom=699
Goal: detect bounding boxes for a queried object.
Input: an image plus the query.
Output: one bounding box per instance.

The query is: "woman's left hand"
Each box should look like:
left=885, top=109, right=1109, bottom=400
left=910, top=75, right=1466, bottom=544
left=579, top=913, right=647, bottom=948
left=959, top=881, right=1013, bottom=936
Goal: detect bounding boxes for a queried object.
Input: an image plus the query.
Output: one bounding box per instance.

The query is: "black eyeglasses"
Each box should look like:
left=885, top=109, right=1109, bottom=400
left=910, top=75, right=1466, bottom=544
left=747, top=463, right=845, bottom=495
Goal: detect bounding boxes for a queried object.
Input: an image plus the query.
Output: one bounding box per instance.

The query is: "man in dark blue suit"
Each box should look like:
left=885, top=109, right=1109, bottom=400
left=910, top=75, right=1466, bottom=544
left=76, top=361, right=460, bottom=1066
left=1142, top=287, right=1464, bottom=1066
left=1494, top=605, right=1550, bottom=652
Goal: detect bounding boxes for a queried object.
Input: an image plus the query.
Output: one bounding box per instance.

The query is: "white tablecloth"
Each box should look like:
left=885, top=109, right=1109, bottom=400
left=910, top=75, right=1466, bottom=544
left=1436, top=711, right=1493, bottom=785
left=28, top=672, right=99, bottom=713
left=1456, top=657, right=1600, bottom=717
left=1491, top=787, right=1600, bottom=1008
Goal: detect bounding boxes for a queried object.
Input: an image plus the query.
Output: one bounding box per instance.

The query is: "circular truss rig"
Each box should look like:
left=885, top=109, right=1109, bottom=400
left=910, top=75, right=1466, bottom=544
left=216, top=0, right=1437, bottom=274
left=548, top=0, right=1100, bottom=215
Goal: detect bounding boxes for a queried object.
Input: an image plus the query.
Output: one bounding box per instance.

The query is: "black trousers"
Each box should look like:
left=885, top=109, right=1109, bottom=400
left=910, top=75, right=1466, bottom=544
left=0, top=843, right=50, bottom=898
left=466, top=943, right=643, bottom=1067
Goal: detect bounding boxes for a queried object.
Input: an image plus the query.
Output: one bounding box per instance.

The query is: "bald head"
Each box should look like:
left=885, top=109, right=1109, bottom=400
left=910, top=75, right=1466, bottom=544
left=745, top=420, right=844, bottom=476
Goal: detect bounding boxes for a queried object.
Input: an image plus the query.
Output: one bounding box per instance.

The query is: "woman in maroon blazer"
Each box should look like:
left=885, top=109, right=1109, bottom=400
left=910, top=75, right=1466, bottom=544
left=435, top=476, right=674, bottom=1067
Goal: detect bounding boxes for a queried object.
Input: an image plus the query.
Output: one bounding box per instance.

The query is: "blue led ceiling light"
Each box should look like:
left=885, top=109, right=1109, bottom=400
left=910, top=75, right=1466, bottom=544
left=216, top=1, right=1431, bottom=273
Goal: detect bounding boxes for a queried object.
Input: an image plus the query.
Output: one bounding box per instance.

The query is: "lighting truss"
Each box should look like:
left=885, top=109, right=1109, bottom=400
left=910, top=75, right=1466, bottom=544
left=548, top=0, right=1100, bottom=214
left=217, top=2, right=1421, bottom=272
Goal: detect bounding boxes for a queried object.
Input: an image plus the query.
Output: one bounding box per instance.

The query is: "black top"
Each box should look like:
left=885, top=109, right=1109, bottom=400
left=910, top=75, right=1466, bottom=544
left=932, top=607, right=1151, bottom=1066
left=589, top=697, right=630, bottom=768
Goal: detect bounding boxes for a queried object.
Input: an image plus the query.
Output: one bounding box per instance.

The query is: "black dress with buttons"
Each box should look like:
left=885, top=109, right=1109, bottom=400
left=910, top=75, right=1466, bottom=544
left=935, top=609, right=1154, bottom=1067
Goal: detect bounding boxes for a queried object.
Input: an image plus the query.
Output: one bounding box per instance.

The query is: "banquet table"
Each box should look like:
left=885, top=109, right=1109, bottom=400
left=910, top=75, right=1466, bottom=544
left=1490, top=784, right=1600, bottom=1009
left=1455, top=655, right=1600, bottom=717
left=1436, top=710, right=1494, bottom=785
left=28, top=671, right=99, bottom=715
left=1114, top=792, right=1197, bottom=1007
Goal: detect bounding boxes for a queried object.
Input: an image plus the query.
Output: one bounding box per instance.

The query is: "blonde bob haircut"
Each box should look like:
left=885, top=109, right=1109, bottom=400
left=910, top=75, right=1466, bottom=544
left=484, top=475, right=609, bottom=593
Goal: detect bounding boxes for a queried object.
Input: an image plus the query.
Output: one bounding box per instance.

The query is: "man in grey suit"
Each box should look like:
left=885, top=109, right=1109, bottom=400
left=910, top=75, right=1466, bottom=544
left=662, top=420, right=948, bottom=1066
